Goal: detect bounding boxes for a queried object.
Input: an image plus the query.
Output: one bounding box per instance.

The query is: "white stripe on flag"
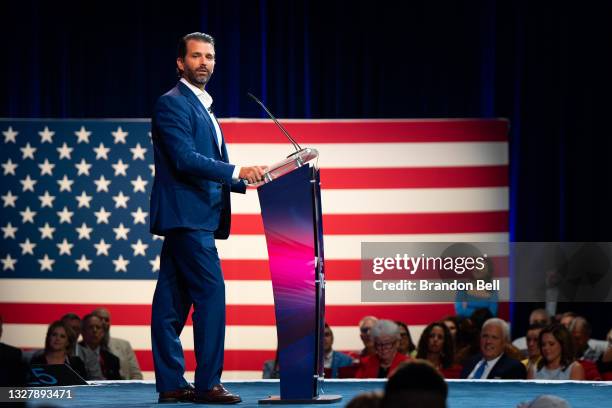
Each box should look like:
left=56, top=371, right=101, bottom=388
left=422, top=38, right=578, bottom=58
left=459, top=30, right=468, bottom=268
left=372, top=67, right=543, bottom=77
left=228, top=143, right=508, bottom=168
left=232, top=188, right=509, bottom=214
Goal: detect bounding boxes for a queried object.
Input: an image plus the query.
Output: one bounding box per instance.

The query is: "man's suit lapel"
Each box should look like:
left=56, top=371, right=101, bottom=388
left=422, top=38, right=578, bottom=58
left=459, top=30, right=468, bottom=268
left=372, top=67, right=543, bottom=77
left=176, top=82, right=222, bottom=155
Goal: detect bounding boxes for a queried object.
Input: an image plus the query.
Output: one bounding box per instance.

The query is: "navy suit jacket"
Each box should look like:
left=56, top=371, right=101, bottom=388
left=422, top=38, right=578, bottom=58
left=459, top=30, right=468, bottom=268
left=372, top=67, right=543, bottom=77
left=150, top=82, right=246, bottom=238
left=460, top=353, right=527, bottom=379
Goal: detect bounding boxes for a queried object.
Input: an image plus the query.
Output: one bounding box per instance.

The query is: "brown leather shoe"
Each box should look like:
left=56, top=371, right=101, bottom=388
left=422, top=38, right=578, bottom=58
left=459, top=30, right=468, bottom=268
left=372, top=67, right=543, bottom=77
left=158, top=385, right=196, bottom=403
left=195, top=384, right=242, bottom=404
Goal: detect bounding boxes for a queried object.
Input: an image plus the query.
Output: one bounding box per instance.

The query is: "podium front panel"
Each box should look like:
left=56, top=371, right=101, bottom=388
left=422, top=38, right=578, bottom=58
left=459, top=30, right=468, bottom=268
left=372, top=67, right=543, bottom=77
left=258, top=165, right=320, bottom=400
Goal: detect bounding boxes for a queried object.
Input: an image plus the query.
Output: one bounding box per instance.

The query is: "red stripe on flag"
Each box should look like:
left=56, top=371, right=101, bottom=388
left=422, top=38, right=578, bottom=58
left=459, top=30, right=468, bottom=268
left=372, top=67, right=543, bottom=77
left=0, top=303, right=457, bottom=326
left=135, top=349, right=275, bottom=371
left=232, top=212, right=509, bottom=235
left=220, top=119, right=508, bottom=143
left=318, top=166, right=508, bottom=189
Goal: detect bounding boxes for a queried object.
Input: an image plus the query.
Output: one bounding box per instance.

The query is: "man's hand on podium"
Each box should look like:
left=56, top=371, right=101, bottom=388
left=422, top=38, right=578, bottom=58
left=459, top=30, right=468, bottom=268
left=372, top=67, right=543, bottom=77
left=239, top=166, right=268, bottom=184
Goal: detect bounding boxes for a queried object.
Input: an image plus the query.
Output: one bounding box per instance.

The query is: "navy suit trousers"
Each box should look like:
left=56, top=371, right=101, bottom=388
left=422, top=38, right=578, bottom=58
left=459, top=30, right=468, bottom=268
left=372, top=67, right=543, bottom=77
left=151, top=229, right=225, bottom=392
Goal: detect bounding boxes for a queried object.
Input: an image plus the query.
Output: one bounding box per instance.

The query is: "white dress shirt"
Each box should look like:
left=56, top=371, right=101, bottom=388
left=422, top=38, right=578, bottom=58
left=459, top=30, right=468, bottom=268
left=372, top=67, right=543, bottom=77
left=179, top=78, right=240, bottom=180
left=468, top=353, right=503, bottom=379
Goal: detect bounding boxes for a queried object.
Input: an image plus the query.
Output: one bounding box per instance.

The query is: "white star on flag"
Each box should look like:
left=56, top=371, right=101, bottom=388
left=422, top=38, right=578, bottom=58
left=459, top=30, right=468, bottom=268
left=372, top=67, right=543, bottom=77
left=2, top=222, right=18, bottom=239
left=74, top=126, right=91, bottom=143
left=75, top=159, right=92, bottom=176
left=20, top=143, right=37, bottom=160
left=149, top=164, right=155, bottom=176
left=75, top=191, right=93, bottom=208
left=38, top=159, right=55, bottom=176
left=1, top=254, right=17, bottom=271
left=38, top=191, right=56, bottom=208
left=76, top=223, right=93, bottom=240
left=112, top=159, right=129, bottom=176
left=39, top=126, right=55, bottom=143
left=130, top=143, right=147, bottom=160
left=112, top=191, right=130, bottom=208
left=150, top=255, right=160, bottom=272
left=19, top=239, right=36, bottom=255
left=113, top=223, right=130, bottom=240
left=94, top=239, right=112, bottom=256
left=112, top=126, right=128, bottom=144
left=131, top=175, right=148, bottom=193
left=38, top=254, right=55, bottom=271
left=93, top=142, right=110, bottom=160
left=3, top=126, right=18, bottom=143
left=2, top=159, right=18, bottom=175
left=131, top=207, right=148, bottom=224
left=2, top=190, right=18, bottom=207
left=152, top=234, right=164, bottom=241
left=20, top=207, right=37, bottom=223
left=75, top=254, right=92, bottom=271
left=94, top=207, right=111, bottom=224
left=57, top=239, right=74, bottom=255
left=57, top=143, right=73, bottom=160
left=113, top=255, right=130, bottom=272
left=39, top=223, right=55, bottom=240
left=20, top=175, right=37, bottom=192
left=57, top=175, right=74, bottom=192
left=131, top=239, right=148, bottom=256
left=56, top=207, right=74, bottom=224
left=94, top=175, right=111, bottom=192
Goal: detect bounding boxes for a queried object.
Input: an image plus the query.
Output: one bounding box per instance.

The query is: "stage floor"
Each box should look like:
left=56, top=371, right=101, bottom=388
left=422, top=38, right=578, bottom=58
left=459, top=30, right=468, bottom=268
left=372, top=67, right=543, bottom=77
left=24, top=380, right=612, bottom=408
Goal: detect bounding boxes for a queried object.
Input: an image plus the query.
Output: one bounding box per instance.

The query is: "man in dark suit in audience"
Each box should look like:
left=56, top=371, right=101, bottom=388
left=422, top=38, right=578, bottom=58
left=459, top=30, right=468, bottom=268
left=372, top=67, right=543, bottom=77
left=0, top=315, right=26, bottom=386
left=461, top=318, right=526, bottom=379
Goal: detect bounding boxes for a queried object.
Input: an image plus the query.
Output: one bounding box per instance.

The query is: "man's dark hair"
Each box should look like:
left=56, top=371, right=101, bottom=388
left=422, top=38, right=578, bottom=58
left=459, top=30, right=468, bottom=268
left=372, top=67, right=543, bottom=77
left=177, top=32, right=215, bottom=59
left=61, top=313, right=81, bottom=322
left=382, top=360, right=447, bottom=408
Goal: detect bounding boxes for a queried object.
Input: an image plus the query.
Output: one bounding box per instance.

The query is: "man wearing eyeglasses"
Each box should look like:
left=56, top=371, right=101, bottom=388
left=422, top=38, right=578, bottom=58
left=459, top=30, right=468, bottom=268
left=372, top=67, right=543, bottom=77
left=355, top=320, right=409, bottom=378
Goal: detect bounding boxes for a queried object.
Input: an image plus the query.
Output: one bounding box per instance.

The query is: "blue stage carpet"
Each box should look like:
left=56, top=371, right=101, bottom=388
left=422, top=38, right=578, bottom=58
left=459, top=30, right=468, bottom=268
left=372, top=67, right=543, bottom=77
left=25, top=380, right=612, bottom=408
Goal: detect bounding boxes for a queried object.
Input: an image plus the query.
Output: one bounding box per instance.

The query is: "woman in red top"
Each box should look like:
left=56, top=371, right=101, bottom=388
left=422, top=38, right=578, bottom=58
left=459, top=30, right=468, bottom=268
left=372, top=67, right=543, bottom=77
left=355, top=320, right=409, bottom=378
left=416, top=322, right=462, bottom=379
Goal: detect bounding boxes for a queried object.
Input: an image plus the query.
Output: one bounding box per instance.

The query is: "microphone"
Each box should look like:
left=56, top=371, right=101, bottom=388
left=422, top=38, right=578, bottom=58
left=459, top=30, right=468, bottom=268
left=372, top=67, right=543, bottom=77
left=247, top=92, right=303, bottom=156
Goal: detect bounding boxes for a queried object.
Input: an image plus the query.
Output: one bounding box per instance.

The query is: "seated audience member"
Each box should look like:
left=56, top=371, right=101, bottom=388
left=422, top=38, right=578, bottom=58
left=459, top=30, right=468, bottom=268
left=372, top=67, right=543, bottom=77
left=512, top=308, right=551, bottom=357
left=356, top=320, right=408, bottom=378
left=570, top=316, right=602, bottom=362
left=453, top=249, right=498, bottom=318
left=395, top=321, right=416, bottom=357
left=350, top=316, right=378, bottom=360
left=323, top=323, right=354, bottom=378
left=517, top=394, right=571, bottom=408
left=60, top=313, right=104, bottom=380
left=80, top=314, right=121, bottom=380
left=346, top=391, right=383, bottom=408
left=521, top=323, right=545, bottom=374
left=528, top=324, right=584, bottom=380
left=0, top=315, right=27, bottom=386
left=454, top=316, right=480, bottom=365
left=30, top=321, right=87, bottom=379
left=561, top=312, right=607, bottom=357
left=442, top=316, right=459, bottom=342
left=92, top=307, right=143, bottom=380
left=416, top=322, right=462, bottom=378
left=460, top=318, right=526, bottom=379
left=382, top=360, right=448, bottom=408
left=559, top=311, right=577, bottom=328
left=262, top=350, right=279, bottom=379
left=597, top=328, right=612, bottom=380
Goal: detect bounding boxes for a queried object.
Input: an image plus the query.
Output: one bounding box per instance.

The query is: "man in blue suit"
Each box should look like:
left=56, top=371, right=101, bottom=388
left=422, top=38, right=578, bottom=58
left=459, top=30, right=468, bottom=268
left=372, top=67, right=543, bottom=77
left=150, top=32, right=266, bottom=404
left=460, top=318, right=527, bottom=380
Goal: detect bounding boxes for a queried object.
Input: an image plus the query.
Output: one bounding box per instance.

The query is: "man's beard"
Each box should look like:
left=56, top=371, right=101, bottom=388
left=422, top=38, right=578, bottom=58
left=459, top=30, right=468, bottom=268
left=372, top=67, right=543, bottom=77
left=187, top=68, right=210, bottom=86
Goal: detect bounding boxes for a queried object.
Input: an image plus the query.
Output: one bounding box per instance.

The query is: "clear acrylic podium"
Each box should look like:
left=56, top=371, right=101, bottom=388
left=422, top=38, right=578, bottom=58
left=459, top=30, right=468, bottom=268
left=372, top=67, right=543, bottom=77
left=256, top=149, right=341, bottom=404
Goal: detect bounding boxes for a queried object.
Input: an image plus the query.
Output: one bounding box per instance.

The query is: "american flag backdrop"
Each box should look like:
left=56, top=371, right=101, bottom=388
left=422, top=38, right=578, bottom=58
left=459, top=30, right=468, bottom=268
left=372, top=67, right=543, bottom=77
left=0, top=118, right=509, bottom=379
